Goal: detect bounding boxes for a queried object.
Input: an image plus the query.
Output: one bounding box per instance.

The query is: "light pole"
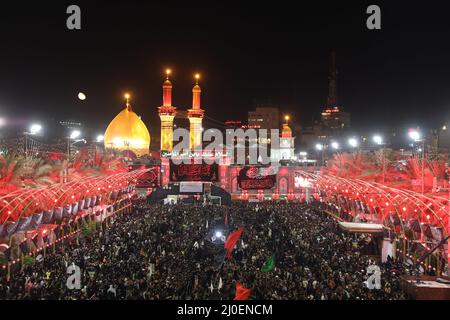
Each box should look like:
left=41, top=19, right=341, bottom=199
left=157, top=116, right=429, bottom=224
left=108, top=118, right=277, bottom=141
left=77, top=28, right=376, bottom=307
left=373, top=135, right=385, bottom=184
left=24, top=124, right=42, bottom=159
left=437, top=124, right=447, bottom=150
left=409, top=129, right=425, bottom=194
left=331, top=141, right=339, bottom=151
left=299, top=151, right=307, bottom=168
left=67, top=130, right=85, bottom=158
left=348, top=137, right=358, bottom=151
left=315, top=143, right=324, bottom=166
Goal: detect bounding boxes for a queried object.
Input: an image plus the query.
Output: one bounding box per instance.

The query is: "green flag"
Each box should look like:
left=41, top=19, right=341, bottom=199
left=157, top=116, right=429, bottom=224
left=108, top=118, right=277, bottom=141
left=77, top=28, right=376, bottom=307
left=261, top=255, right=275, bottom=272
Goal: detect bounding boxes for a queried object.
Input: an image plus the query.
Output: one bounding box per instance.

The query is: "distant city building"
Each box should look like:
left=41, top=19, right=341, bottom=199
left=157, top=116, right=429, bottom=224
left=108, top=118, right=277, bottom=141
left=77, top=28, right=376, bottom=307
left=248, top=106, right=280, bottom=130
left=300, top=122, right=327, bottom=149
left=320, top=107, right=350, bottom=131
left=320, top=51, right=350, bottom=132
left=247, top=105, right=280, bottom=160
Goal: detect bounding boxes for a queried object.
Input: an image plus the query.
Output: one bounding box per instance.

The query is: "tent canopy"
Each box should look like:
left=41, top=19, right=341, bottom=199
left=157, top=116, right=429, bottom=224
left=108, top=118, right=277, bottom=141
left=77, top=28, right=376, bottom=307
left=338, top=221, right=386, bottom=234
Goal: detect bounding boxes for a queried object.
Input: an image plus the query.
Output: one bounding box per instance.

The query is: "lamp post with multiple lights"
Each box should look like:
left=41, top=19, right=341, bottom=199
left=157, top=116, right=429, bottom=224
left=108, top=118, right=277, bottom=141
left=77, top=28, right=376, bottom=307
left=315, top=143, right=324, bottom=166
left=298, top=151, right=308, bottom=168
left=409, top=129, right=425, bottom=194
left=24, top=124, right=42, bottom=159
left=312, top=141, right=340, bottom=167
left=67, top=130, right=86, bottom=158
left=373, top=135, right=386, bottom=184
left=348, top=137, right=359, bottom=150
left=330, top=141, right=339, bottom=151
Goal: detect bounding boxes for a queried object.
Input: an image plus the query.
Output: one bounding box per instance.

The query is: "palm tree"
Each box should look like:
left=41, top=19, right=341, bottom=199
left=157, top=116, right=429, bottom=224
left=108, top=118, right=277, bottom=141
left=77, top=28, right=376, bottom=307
left=0, top=154, right=27, bottom=194
left=24, top=158, right=62, bottom=187
left=327, top=151, right=379, bottom=179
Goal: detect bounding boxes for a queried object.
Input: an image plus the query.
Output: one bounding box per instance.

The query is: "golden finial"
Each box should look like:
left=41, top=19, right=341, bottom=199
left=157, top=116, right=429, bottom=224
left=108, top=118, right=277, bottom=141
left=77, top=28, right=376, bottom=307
left=166, top=69, right=171, bottom=80
left=195, top=73, right=200, bottom=84
left=284, top=115, right=290, bottom=124
left=124, top=93, right=131, bottom=109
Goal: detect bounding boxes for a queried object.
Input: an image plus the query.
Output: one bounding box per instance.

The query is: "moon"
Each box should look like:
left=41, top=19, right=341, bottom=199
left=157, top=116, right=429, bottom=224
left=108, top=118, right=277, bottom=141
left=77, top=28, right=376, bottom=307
left=78, top=92, right=86, bottom=100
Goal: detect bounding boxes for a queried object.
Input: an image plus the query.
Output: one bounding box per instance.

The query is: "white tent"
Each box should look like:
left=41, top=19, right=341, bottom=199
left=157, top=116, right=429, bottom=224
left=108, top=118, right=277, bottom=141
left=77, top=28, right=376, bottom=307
left=338, top=222, right=386, bottom=234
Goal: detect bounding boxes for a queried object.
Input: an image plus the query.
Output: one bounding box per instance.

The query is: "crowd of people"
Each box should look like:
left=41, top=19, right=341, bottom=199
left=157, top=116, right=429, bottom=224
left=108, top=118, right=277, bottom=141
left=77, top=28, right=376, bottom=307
left=0, top=200, right=406, bottom=300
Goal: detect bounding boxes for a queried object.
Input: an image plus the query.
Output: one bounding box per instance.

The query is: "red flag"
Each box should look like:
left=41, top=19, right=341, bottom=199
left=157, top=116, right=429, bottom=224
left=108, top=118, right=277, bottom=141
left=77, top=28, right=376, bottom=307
left=224, top=227, right=244, bottom=259
left=224, top=207, right=228, bottom=225
left=234, top=282, right=251, bottom=300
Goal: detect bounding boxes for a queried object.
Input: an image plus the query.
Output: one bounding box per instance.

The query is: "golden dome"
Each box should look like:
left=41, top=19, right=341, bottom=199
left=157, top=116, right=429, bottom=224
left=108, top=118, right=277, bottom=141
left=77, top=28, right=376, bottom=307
left=282, top=123, right=292, bottom=138
left=163, top=79, right=172, bottom=87
left=104, top=104, right=150, bottom=157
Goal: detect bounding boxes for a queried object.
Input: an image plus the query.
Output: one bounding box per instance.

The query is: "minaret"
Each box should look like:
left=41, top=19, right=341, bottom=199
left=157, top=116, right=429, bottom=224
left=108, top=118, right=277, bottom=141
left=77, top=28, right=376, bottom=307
left=158, top=69, right=177, bottom=152
left=187, top=74, right=204, bottom=150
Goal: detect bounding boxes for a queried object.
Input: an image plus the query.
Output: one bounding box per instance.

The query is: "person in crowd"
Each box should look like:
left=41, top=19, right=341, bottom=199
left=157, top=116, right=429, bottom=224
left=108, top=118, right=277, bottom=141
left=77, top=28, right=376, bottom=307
left=0, top=201, right=405, bottom=300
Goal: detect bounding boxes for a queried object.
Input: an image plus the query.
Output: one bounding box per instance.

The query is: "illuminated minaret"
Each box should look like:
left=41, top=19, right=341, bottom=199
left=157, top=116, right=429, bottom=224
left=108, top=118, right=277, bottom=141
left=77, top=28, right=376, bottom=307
left=187, top=74, right=204, bottom=150
left=158, top=69, right=177, bottom=152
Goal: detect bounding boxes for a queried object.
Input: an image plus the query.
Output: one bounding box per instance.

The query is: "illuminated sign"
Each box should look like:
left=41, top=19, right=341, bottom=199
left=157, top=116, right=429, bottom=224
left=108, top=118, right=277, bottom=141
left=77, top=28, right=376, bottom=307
left=240, top=125, right=261, bottom=129
left=224, top=120, right=242, bottom=125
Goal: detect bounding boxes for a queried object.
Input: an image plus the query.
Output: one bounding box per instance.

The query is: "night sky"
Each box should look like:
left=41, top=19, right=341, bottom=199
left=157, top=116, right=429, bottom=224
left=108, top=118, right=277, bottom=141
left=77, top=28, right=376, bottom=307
left=1, top=1, right=450, bottom=139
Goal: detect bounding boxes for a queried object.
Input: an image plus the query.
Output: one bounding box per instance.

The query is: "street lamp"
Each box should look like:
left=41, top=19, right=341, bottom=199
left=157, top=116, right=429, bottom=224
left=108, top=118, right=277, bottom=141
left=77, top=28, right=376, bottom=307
left=29, top=124, right=42, bottom=135
left=373, top=135, right=383, bottom=145
left=373, top=135, right=386, bottom=184
left=24, top=123, right=42, bottom=158
left=408, top=128, right=425, bottom=194
left=70, top=130, right=81, bottom=140
left=315, top=143, right=324, bottom=166
left=299, top=151, right=307, bottom=167
left=96, top=135, right=104, bottom=143
left=67, top=130, right=85, bottom=158
left=408, top=129, right=421, bottom=142
left=348, top=137, right=358, bottom=148
left=331, top=141, right=339, bottom=150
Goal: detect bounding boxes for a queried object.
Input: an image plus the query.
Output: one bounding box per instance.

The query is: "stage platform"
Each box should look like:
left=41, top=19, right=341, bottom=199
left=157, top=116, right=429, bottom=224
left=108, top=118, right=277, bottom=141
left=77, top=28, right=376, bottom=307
left=400, top=275, right=450, bottom=300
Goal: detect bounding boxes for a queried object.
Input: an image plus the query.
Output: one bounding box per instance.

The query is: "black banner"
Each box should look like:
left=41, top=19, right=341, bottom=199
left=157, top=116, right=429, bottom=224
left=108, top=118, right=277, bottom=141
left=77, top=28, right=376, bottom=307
left=170, top=160, right=218, bottom=182
left=237, top=166, right=276, bottom=190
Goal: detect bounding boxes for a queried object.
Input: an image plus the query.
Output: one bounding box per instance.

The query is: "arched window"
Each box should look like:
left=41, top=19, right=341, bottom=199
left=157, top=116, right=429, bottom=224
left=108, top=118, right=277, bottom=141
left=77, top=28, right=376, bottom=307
left=279, top=177, right=288, bottom=194
left=232, top=177, right=239, bottom=193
